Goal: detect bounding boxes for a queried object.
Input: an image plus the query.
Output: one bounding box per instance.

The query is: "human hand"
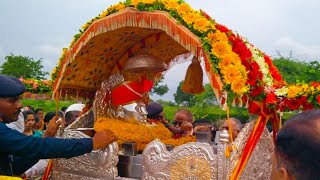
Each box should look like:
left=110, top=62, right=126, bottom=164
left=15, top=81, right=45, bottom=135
left=181, top=121, right=193, bottom=131
left=92, top=130, right=117, bottom=150
left=43, top=116, right=63, bottom=137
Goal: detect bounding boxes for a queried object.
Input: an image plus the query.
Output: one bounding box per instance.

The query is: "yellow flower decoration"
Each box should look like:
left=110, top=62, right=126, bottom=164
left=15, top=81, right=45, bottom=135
left=82, top=23, right=90, bottom=30
left=181, top=11, right=202, bottom=25
left=141, top=0, right=156, bottom=4
left=99, top=10, right=109, bottom=18
left=114, top=3, right=126, bottom=11
left=221, top=65, right=241, bottom=85
left=211, top=41, right=232, bottom=58
left=231, top=79, right=248, bottom=94
left=193, top=18, right=212, bottom=33
left=206, top=30, right=228, bottom=44
left=176, top=3, right=192, bottom=15
left=287, top=85, right=303, bottom=98
left=162, top=0, right=179, bottom=10
left=131, top=0, right=141, bottom=6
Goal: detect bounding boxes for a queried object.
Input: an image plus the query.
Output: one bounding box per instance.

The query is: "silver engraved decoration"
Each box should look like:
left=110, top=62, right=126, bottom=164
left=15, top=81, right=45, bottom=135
left=142, top=120, right=273, bottom=180
left=142, top=139, right=217, bottom=180
left=229, top=121, right=274, bottom=180
left=66, top=110, right=95, bottom=130
left=51, top=130, right=119, bottom=180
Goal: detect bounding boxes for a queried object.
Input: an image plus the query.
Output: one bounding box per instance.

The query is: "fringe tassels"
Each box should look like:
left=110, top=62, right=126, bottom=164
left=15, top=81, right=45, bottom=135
left=182, top=57, right=205, bottom=94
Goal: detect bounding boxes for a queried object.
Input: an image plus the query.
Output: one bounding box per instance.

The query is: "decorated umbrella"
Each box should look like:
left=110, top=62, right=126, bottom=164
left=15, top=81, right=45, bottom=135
left=50, top=0, right=320, bottom=179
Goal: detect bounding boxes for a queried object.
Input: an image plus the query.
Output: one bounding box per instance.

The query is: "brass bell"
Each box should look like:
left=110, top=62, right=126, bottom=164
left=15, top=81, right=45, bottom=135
left=123, top=54, right=168, bottom=73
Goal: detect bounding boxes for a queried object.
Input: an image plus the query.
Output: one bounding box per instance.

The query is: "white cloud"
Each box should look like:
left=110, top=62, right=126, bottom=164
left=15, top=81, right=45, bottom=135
left=38, top=44, right=61, bottom=56
left=274, top=37, right=320, bottom=61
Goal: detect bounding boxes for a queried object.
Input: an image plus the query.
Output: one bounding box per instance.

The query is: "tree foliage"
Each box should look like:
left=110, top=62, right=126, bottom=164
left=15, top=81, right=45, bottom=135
left=0, top=54, right=48, bottom=79
left=150, top=77, right=169, bottom=96
left=273, top=56, right=320, bottom=84
left=194, top=84, right=216, bottom=107
left=173, top=81, right=196, bottom=106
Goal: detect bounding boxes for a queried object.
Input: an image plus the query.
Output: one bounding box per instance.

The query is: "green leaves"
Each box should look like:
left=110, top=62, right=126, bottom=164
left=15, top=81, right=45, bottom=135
left=0, top=54, right=49, bottom=79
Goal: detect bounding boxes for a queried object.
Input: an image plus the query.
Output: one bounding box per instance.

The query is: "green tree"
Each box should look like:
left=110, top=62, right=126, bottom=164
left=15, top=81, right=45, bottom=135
left=150, top=77, right=169, bottom=96
left=173, top=81, right=195, bottom=106
left=273, top=56, right=320, bottom=84
left=0, top=54, right=48, bottom=79
left=194, top=84, right=216, bottom=107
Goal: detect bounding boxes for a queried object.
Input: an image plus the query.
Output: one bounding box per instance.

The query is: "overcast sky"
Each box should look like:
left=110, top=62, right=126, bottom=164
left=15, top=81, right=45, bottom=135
left=0, top=0, right=319, bottom=101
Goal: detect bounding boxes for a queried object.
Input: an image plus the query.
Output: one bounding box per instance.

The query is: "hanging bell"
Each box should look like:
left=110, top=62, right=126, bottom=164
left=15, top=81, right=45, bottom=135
left=123, top=54, right=168, bottom=73
left=182, top=57, right=205, bottom=94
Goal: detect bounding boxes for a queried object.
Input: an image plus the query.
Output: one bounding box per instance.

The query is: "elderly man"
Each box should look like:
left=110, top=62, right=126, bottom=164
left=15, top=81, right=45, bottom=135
left=221, top=118, right=243, bottom=141
left=0, top=75, right=117, bottom=176
left=271, top=110, right=320, bottom=180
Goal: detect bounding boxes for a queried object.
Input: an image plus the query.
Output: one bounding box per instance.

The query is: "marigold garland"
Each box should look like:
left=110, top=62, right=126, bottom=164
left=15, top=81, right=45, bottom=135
left=51, top=0, right=319, bottom=113
left=94, top=117, right=195, bottom=151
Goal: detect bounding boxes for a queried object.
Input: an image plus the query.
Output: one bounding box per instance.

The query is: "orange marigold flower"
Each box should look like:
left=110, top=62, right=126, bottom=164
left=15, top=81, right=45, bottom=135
left=287, top=85, right=302, bottom=98
left=131, top=0, right=140, bottom=6
left=182, top=12, right=202, bottom=25
left=94, top=117, right=195, bottom=151
left=176, top=3, right=192, bottom=15
left=221, top=65, right=241, bottom=85
left=141, top=0, right=156, bottom=4
left=231, top=80, right=248, bottom=94
left=211, top=41, right=232, bottom=58
left=206, top=30, right=228, bottom=44
left=193, top=18, right=212, bottom=33
left=115, top=3, right=126, bottom=10
left=162, top=0, right=179, bottom=10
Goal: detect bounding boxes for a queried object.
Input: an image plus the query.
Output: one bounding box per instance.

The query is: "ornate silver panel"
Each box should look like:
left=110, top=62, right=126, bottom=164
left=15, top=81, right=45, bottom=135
left=142, top=139, right=217, bottom=180
left=142, top=120, right=273, bottom=180
left=229, top=121, right=273, bottom=180
left=51, top=130, right=119, bottom=180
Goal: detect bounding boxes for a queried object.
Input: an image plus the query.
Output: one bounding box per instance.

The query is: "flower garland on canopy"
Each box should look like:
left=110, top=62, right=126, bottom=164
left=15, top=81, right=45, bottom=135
left=50, top=0, right=320, bottom=111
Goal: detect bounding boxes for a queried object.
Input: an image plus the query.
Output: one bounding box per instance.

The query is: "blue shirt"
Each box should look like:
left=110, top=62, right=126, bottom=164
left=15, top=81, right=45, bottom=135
left=0, top=122, right=93, bottom=176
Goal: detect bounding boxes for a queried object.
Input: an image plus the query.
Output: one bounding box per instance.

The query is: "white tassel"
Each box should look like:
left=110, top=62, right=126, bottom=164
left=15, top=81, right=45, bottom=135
left=238, top=95, right=243, bottom=108
left=245, top=95, right=249, bottom=108
left=231, top=98, right=236, bottom=107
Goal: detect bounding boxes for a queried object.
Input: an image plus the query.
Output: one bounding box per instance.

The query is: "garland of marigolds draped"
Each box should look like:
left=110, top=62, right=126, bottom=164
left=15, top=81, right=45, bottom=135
left=94, top=118, right=196, bottom=151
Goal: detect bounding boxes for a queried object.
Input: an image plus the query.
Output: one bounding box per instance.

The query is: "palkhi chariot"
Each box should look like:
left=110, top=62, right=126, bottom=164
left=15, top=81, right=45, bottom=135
left=46, top=0, right=320, bottom=179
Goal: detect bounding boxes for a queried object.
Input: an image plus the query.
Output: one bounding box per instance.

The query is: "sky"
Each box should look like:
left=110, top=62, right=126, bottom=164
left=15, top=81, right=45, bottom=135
left=0, top=0, right=319, bottom=101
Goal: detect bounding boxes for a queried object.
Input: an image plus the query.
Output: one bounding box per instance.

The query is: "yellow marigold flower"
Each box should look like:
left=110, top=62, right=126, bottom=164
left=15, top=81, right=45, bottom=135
left=221, top=65, right=241, bottom=85
left=219, top=54, right=234, bottom=68
left=162, top=0, right=179, bottom=10
left=82, top=23, right=90, bottom=30
left=182, top=11, right=202, bottom=25
left=176, top=3, right=192, bottom=15
left=231, top=80, right=248, bottom=94
left=94, top=117, right=196, bottom=151
left=206, top=30, right=228, bottom=44
left=115, top=3, right=126, bottom=11
left=99, top=10, right=109, bottom=18
left=211, top=41, right=232, bottom=58
left=141, top=0, right=156, bottom=4
left=302, top=84, right=309, bottom=92
left=287, top=85, right=302, bottom=98
left=193, top=18, right=211, bottom=33
left=131, top=0, right=141, bottom=6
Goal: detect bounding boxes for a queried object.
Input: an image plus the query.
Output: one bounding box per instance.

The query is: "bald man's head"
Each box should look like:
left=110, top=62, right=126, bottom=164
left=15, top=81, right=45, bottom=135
left=272, top=110, right=320, bottom=180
